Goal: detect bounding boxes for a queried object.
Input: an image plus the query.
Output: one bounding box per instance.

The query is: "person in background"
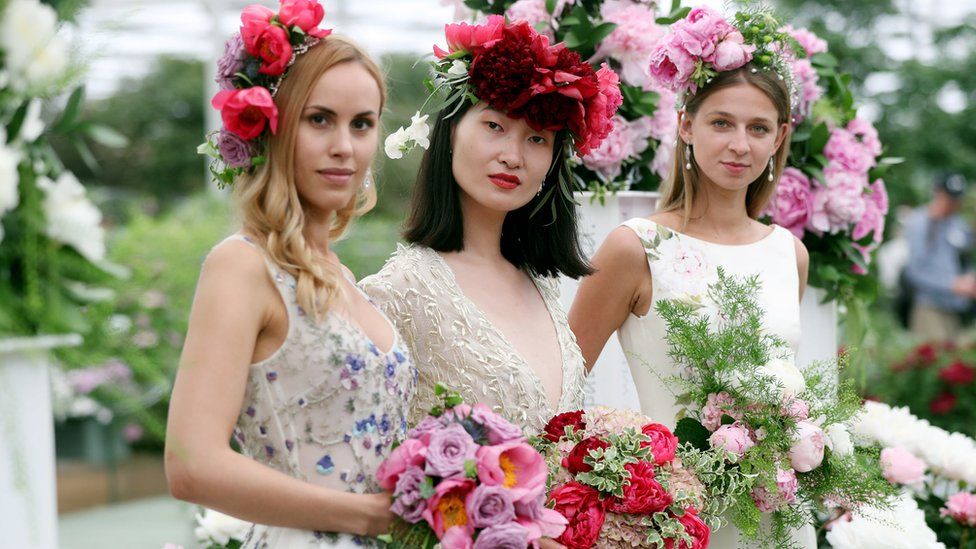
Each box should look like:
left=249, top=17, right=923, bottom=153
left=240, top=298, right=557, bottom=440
left=903, top=172, right=974, bottom=341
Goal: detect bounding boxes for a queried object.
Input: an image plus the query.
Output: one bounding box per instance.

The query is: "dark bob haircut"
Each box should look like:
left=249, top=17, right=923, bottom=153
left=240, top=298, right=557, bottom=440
left=402, top=102, right=593, bottom=279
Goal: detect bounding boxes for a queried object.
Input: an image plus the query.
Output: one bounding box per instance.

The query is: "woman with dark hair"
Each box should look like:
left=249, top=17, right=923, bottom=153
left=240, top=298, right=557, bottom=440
left=569, top=7, right=813, bottom=547
left=361, top=15, right=622, bottom=434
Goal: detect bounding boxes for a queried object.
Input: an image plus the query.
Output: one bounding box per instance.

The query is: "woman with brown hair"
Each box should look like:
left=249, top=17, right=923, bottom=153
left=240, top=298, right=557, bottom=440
left=164, top=3, right=413, bottom=547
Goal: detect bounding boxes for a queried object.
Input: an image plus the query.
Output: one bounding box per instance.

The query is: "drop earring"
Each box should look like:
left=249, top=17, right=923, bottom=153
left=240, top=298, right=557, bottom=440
left=363, top=169, right=373, bottom=189
left=536, top=181, right=544, bottom=197
left=685, top=143, right=692, bottom=171
left=767, top=157, right=774, bottom=182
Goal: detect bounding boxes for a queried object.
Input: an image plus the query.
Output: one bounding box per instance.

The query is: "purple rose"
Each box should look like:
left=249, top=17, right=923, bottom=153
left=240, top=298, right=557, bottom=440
left=391, top=466, right=428, bottom=523
left=407, top=416, right=446, bottom=442
left=472, top=522, right=530, bottom=549
left=471, top=404, right=524, bottom=445
left=424, top=423, right=478, bottom=478
left=465, top=484, right=515, bottom=528
left=765, top=168, right=813, bottom=238
left=217, top=129, right=256, bottom=169
left=215, top=33, right=246, bottom=91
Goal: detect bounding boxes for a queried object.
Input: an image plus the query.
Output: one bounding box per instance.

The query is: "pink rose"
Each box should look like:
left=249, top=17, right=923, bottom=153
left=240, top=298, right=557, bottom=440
left=709, top=422, right=755, bottom=456
left=764, top=167, right=813, bottom=238
left=240, top=4, right=274, bottom=54
left=941, top=492, right=976, bottom=527
left=788, top=421, right=826, bottom=472
left=376, top=438, right=427, bottom=490
left=211, top=87, right=279, bottom=140
left=278, top=0, right=331, bottom=38
left=751, top=468, right=799, bottom=512
left=880, top=447, right=926, bottom=485
left=441, top=526, right=474, bottom=549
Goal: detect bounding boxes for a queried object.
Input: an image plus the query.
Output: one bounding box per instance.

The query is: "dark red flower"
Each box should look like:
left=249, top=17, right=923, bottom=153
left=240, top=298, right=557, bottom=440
left=914, top=343, right=938, bottom=366
left=938, top=360, right=975, bottom=385
left=641, top=423, right=678, bottom=465
left=930, top=391, right=957, bottom=415
left=606, top=460, right=673, bottom=515
left=468, top=20, right=548, bottom=113
left=549, top=482, right=605, bottom=549
left=544, top=410, right=586, bottom=443
left=664, top=507, right=710, bottom=549
left=562, top=436, right=610, bottom=474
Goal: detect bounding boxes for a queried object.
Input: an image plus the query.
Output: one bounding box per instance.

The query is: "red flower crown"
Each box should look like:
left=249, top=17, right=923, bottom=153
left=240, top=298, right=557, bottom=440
left=199, top=0, right=332, bottom=187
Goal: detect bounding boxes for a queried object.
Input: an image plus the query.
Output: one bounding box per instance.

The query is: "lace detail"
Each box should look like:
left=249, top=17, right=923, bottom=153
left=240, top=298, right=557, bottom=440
left=360, top=244, right=585, bottom=434
left=219, top=235, right=416, bottom=549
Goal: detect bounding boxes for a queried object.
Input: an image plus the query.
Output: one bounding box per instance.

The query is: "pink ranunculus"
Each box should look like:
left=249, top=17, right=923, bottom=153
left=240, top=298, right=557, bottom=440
left=594, top=4, right=663, bottom=87
left=441, top=526, right=474, bottom=549
left=376, top=437, right=427, bottom=490
left=436, top=14, right=506, bottom=58
left=477, top=441, right=547, bottom=500
left=941, top=492, right=976, bottom=527
left=711, top=32, right=754, bottom=71
left=641, top=423, right=679, bottom=465
left=751, top=467, right=799, bottom=512
left=764, top=167, right=813, bottom=238
left=789, top=421, right=826, bottom=472
left=880, top=447, right=926, bottom=485
left=278, top=0, right=331, bottom=38
left=422, top=478, right=476, bottom=537
left=211, top=87, right=279, bottom=140
left=785, top=25, right=828, bottom=56
left=701, top=392, right=738, bottom=432
left=240, top=4, right=275, bottom=54
left=709, top=422, right=755, bottom=456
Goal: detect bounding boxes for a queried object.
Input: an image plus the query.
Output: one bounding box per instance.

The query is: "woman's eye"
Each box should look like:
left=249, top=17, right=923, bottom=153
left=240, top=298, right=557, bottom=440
left=529, top=135, right=547, bottom=145
left=486, top=121, right=502, bottom=131
left=310, top=114, right=328, bottom=126
left=353, top=119, right=375, bottom=131
left=712, top=119, right=729, bottom=128
left=752, top=125, right=770, bottom=134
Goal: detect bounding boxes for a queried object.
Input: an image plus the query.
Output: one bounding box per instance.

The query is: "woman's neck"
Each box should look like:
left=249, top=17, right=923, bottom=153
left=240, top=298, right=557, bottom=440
left=684, top=178, right=752, bottom=237
left=456, top=192, right=507, bottom=265
left=302, top=208, right=335, bottom=258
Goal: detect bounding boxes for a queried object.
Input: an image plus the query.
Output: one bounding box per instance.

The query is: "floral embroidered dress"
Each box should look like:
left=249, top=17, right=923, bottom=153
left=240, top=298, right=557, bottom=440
left=615, top=218, right=814, bottom=548
left=359, top=244, right=586, bottom=435
left=225, top=235, right=417, bottom=549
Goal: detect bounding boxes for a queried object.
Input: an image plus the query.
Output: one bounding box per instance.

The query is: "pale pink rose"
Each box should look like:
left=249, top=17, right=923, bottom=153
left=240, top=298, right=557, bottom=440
left=595, top=5, right=664, bottom=86
left=880, top=447, right=926, bottom=485
left=712, top=32, right=753, bottom=71
left=824, top=128, right=876, bottom=175
left=751, top=467, right=799, bottom=512
left=709, top=422, right=755, bottom=455
left=764, top=167, right=813, bottom=238
left=941, top=492, right=976, bottom=527
left=784, top=25, right=828, bottom=56
left=789, top=421, right=826, bottom=472
left=701, top=392, right=738, bottom=432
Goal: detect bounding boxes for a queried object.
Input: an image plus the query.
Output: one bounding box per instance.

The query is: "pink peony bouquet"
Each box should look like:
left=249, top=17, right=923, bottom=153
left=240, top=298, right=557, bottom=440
left=376, top=384, right=567, bottom=548
left=534, top=407, right=711, bottom=549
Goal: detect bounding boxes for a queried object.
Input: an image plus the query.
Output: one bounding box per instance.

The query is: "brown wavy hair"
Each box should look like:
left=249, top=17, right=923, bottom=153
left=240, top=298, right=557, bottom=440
left=658, top=63, right=792, bottom=223
left=233, top=35, right=386, bottom=321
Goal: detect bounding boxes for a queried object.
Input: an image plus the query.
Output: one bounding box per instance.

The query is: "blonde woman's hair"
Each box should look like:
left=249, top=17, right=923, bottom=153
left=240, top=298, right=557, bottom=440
left=233, top=35, right=387, bottom=321
left=658, top=64, right=792, bottom=224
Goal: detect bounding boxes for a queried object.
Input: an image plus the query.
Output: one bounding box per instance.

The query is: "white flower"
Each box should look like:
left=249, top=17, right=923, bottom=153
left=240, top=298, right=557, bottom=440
left=0, top=0, right=67, bottom=89
left=37, top=171, right=106, bottom=263
left=825, top=491, right=944, bottom=549
left=447, top=59, right=468, bottom=76
left=759, top=357, right=807, bottom=398
left=824, top=422, right=854, bottom=457
left=384, top=127, right=409, bottom=159
left=653, top=237, right=714, bottom=298
left=0, top=142, right=21, bottom=242
left=405, top=112, right=431, bottom=150
left=24, top=33, right=69, bottom=89
left=384, top=112, right=431, bottom=159
left=19, top=99, right=45, bottom=142
left=194, top=508, right=251, bottom=546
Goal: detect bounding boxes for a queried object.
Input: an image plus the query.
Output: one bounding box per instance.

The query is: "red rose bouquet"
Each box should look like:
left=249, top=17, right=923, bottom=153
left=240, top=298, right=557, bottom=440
left=535, top=407, right=710, bottom=548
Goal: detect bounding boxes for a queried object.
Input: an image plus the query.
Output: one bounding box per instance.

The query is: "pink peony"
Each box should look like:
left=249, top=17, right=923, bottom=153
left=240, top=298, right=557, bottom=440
left=751, top=468, right=799, bottom=512
left=824, top=127, right=876, bottom=175
left=441, top=526, right=474, bottom=549
left=847, top=117, right=883, bottom=157
left=211, top=87, right=278, bottom=140
left=513, top=492, right=568, bottom=542
left=376, top=438, right=427, bottom=490
left=701, top=392, right=738, bottom=432
left=852, top=178, right=888, bottom=243
left=711, top=32, right=753, bottom=71
left=941, top=492, right=976, bottom=527
left=809, top=166, right=868, bottom=233
left=506, top=0, right=552, bottom=32
left=422, top=478, right=476, bottom=537
left=595, top=4, right=664, bottom=86
left=476, top=441, right=547, bottom=500
left=790, top=58, right=823, bottom=121
left=789, top=421, right=826, bottom=472
left=785, top=25, right=828, bottom=56
left=278, top=0, right=331, bottom=38
left=580, top=115, right=641, bottom=179
left=783, top=398, right=810, bottom=420
left=641, top=423, right=679, bottom=465
left=436, top=15, right=506, bottom=58
left=880, top=447, right=926, bottom=485
left=709, top=422, right=755, bottom=456
left=764, top=167, right=813, bottom=238
left=239, top=4, right=274, bottom=54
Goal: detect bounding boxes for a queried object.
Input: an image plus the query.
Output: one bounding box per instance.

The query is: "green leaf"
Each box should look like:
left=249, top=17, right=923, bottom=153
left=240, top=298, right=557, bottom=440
left=811, top=52, right=838, bottom=68
left=54, top=86, right=85, bottom=132
left=590, top=22, right=619, bottom=45
left=6, top=101, right=29, bottom=142
left=464, top=459, right=478, bottom=479
left=545, top=0, right=556, bottom=15
left=809, top=122, right=830, bottom=154
left=674, top=417, right=711, bottom=451
left=83, top=123, right=129, bottom=148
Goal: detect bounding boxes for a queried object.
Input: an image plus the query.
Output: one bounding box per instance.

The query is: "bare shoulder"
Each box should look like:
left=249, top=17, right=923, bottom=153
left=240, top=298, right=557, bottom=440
left=600, top=225, right=649, bottom=263
left=791, top=232, right=809, bottom=265
left=202, top=238, right=269, bottom=286
left=647, top=210, right=683, bottom=231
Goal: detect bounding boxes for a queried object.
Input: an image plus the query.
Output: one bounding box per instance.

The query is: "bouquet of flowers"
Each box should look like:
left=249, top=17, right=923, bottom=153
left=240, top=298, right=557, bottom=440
left=655, top=269, right=896, bottom=547
left=534, top=407, right=712, bottom=548
left=376, top=384, right=567, bottom=548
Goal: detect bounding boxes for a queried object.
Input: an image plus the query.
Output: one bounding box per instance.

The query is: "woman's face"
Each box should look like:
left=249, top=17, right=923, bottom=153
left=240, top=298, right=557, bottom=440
left=679, top=83, right=788, bottom=193
left=450, top=104, right=556, bottom=215
left=293, top=61, right=381, bottom=216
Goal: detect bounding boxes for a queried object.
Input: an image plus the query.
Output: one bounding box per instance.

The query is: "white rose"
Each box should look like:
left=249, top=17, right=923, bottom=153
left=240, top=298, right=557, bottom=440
left=19, top=99, right=45, bottom=142
left=824, top=422, right=854, bottom=457
left=194, top=508, right=251, bottom=545
left=384, top=127, right=409, bottom=159
left=37, top=171, right=106, bottom=262
left=759, top=357, right=806, bottom=398
left=0, top=0, right=59, bottom=71
left=405, top=112, right=431, bottom=150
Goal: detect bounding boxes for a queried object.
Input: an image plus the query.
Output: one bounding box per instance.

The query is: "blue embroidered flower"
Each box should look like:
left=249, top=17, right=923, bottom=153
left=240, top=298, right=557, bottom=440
left=298, top=397, right=306, bottom=407
left=385, top=360, right=396, bottom=378
left=285, top=440, right=294, bottom=452
left=245, top=406, right=256, bottom=417
left=316, top=454, right=335, bottom=475
left=265, top=445, right=275, bottom=458
left=266, top=371, right=278, bottom=382
left=345, top=355, right=366, bottom=372
left=368, top=342, right=379, bottom=356
left=379, top=414, right=391, bottom=434
left=259, top=425, right=267, bottom=436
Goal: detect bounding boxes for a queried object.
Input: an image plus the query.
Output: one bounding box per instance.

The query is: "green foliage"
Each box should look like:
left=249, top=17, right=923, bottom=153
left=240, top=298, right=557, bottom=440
left=575, top=428, right=650, bottom=497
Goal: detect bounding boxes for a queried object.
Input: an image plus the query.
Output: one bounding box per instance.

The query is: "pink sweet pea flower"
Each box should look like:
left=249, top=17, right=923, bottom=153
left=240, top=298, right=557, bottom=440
left=476, top=441, right=547, bottom=500
left=376, top=438, right=427, bottom=491
left=422, top=478, right=476, bottom=538
left=435, top=14, right=506, bottom=58
left=211, top=87, right=279, bottom=140
left=278, top=0, right=331, bottom=38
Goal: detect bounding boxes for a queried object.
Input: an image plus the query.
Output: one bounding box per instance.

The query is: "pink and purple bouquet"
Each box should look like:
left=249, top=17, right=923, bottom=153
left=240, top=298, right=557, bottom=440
left=376, top=384, right=567, bottom=548
left=535, top=407, right=711, bottom=549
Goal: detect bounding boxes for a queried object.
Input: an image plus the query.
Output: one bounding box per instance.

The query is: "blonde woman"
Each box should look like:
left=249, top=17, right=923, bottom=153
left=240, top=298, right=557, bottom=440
left=164, top=5, right=414, bottom=547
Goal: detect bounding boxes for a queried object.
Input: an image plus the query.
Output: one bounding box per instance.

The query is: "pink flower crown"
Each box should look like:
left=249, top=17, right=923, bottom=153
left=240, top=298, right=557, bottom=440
left=385, top=15, right=624, bottom=161
left=648, top=7, right=798, bottom=105
left=198, top=0, right=332, bottom=187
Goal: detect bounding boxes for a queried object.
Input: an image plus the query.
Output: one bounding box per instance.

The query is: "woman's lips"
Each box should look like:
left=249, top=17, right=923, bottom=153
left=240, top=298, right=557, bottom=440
left=489, top=173, right=520, bottom=190
left=720, top=161, right=748, bottom=175
left=318, top=168, right=354, bottom=184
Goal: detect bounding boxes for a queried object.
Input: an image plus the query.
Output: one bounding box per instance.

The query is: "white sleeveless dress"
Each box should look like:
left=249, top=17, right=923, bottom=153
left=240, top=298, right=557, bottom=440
left=615, top=218, right=815, bottom=549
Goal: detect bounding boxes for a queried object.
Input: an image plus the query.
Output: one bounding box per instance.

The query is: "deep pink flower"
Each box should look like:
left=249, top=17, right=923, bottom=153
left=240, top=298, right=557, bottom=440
left=476, top=441, right=547, bottom=500
left=422, top=478, right=475, bottom=537
left=436, top=14, right=506, bottom=58
left=240, top=4, right=274, bottom=54
left=764, top=167, right=813, bottom=238
left=941, top=492, right=976, bottom=527
left=278, top=0, right=331, bottom=38
left=376, top=437, right=427, bottom=491
left=211, top=87, right=279, bottom=140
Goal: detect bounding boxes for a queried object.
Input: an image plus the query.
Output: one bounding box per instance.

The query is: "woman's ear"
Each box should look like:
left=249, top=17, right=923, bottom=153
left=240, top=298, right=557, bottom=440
left=677, top=110, right=693, bottom=146
left=772, top=122, right=790, bottom=154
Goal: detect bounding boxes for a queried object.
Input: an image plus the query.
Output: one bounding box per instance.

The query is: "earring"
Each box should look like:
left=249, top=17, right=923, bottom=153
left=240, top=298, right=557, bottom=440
left=536, top=182, right=544, bottom=197
left=363, top=169, right=373, bottom=189
left=767, top=157, right=774, bottom=182
left=685, top=143, right=692, bottom=171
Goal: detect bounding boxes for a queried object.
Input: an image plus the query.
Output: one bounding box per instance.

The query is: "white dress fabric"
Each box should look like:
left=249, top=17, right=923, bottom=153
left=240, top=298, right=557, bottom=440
left=614, top=218, right=815, bottom=548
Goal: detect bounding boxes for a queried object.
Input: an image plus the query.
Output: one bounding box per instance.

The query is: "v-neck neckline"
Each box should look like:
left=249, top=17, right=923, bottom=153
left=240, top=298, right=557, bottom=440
left=429, top=249, right=568, bottom=413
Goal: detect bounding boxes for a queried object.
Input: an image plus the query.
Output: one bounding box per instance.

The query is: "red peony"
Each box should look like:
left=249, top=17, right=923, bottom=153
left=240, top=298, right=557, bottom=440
left=563, top=436, right=610, bottom=475
left=544, top=410, right=586, bottom=443
left=606, top=460, right=673, bottom=515
left=468, top=20, right=550, bottom=114
left=938, top=360, right=975, bottom=385
left=549, top=482, right=606, bottom=549
left=436, top=14, right=506, bottom=58
left=240, top=4, right=275, bottom=54
left=641, top=423, right=679, bottom=465
left=251, top=24, right=293, bottom=76
left=664, top=507, right=710, bottom=549
left=577, top=63, right=623, bottom=155
left=278, top=0, right=331, bottom=38
left=211, top=87, right=279, bottom=140
left=930, top=391, right=957, bottom=415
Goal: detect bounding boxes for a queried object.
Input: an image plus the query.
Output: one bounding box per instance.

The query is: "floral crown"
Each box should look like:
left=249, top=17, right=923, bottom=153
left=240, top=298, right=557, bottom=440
left=648, top=6, right=798, bottom=106
left=198, top=0, right=332, bottom=188
left=385, top=15, right=623, bottom=161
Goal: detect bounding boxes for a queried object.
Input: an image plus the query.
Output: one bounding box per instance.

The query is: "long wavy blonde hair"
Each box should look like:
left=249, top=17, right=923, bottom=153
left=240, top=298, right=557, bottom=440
left=233, top=36, right=386, bottom=321
left=658, top=65, right=792, bottom=224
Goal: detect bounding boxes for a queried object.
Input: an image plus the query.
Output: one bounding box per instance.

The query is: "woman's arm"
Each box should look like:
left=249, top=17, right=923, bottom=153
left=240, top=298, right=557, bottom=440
left=794, top=235, right=810, bottom=302
left=165, top=241, right=393, bottom=537
left=569, top=226, right=651, bottom=373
